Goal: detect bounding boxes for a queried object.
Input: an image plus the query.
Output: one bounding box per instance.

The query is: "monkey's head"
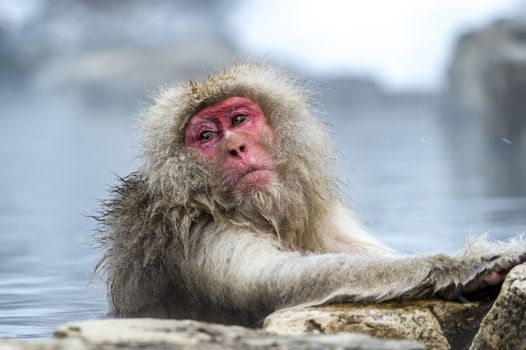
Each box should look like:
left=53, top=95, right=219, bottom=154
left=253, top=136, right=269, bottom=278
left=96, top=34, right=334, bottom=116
left=141, top=63, right=337, bottom=241
left=184, top=96, right=276, bottom=196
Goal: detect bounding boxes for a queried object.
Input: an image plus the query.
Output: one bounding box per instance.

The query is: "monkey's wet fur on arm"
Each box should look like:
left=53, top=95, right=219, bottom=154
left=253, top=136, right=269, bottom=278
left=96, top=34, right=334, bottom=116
left=95, top=63, right=526, bottom=326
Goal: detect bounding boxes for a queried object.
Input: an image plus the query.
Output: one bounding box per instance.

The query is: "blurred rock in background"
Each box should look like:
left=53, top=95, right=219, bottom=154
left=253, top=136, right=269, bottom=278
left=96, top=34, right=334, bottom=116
left=445, top=18, right=526, bottom=146
left=442, top=17, right=526, bottom=197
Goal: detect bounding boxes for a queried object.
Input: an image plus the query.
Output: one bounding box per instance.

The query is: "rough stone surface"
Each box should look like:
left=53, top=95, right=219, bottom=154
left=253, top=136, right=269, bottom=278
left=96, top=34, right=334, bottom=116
left=425, top=300, right=492, bottom=350
left=0, top=319, right=424, bottom=350
left=264, top=300, right=491, bottom=350
left=470, top=264, right=526, bottom=350
left=0, top=338, right=87, bottom=350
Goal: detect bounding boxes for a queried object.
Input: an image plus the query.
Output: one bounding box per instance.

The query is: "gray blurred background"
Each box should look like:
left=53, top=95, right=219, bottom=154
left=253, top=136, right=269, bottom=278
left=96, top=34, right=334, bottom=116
left=1, top=0, right=525, bottom=339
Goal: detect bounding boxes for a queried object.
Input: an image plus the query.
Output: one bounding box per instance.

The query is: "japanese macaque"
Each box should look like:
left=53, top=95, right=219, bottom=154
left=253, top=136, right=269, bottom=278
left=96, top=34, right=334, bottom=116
left=96, top=63, right=526, bottom=326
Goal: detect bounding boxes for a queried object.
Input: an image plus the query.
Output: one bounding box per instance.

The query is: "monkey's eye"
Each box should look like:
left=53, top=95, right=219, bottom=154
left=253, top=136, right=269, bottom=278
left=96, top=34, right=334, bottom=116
left=232, top=114, right=247, bottom=126
left=198, top=130, right=213, bottom=142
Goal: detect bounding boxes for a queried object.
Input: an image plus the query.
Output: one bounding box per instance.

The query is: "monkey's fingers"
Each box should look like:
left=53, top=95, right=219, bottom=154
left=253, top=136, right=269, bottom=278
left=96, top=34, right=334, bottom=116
left=480, top=253, right=526, bottom=286
left=458, top=253, right=526, bottom=295
left=439, top=253, right=526, bottom=300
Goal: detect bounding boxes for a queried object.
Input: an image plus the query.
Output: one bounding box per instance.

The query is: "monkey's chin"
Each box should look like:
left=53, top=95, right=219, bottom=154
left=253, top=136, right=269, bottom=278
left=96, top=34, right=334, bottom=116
left=234, top=170, right=276, bottom=195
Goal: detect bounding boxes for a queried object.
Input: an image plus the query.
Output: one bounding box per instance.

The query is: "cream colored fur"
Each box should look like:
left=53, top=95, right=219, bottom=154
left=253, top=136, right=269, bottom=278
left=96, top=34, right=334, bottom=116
left=96, top=63, right=525, bottom=326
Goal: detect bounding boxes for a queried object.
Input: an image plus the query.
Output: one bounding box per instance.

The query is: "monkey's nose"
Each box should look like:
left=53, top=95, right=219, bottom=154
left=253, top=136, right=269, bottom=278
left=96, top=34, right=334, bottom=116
left=225, top=132, right=247, bottom=157
left=228, top=144, right=246, bottom=157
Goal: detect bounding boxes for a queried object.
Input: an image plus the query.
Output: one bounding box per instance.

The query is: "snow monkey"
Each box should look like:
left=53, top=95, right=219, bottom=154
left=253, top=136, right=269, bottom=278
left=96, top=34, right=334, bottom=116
left=96, top=63, right=526, bottom=326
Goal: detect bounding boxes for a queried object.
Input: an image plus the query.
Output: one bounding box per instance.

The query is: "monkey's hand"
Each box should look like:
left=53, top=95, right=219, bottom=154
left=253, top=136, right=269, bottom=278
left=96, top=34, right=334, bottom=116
left=437, top=253, right=526, bottom=301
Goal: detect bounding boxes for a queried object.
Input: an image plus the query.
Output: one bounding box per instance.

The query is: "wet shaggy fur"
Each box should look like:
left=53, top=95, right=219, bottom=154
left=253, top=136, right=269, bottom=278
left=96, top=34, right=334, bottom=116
left=96, top=63, right=526, bottom=326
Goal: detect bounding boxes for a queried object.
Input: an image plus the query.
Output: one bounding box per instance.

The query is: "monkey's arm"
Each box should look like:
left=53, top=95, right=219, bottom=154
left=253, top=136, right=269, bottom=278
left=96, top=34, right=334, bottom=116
left=189, top=228, right=526, bottom=315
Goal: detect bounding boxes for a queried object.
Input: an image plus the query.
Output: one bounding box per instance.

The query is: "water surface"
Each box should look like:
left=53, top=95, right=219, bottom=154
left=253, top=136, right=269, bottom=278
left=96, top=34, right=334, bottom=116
left=1, top=90, right=525, bottom=339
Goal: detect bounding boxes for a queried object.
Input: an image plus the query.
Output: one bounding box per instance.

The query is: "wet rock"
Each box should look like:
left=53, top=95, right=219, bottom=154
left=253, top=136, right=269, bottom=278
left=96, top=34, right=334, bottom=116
left=470, top=264, right=526, bottom=350
left=0, top=318, right=424, bottom=350
left=264, top=300, right=491, bottom=350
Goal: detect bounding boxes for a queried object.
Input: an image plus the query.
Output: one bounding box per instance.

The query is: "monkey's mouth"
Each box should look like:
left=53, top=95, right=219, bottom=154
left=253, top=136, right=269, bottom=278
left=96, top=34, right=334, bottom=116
left=240, top=166, right=274, bottom=178
left=236, top=166, right=275, bottom=192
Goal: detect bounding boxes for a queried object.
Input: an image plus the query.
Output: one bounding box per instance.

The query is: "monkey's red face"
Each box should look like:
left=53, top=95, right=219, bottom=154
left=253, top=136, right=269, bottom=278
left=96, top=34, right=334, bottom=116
left=184, top=97, right=276, bottom=195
